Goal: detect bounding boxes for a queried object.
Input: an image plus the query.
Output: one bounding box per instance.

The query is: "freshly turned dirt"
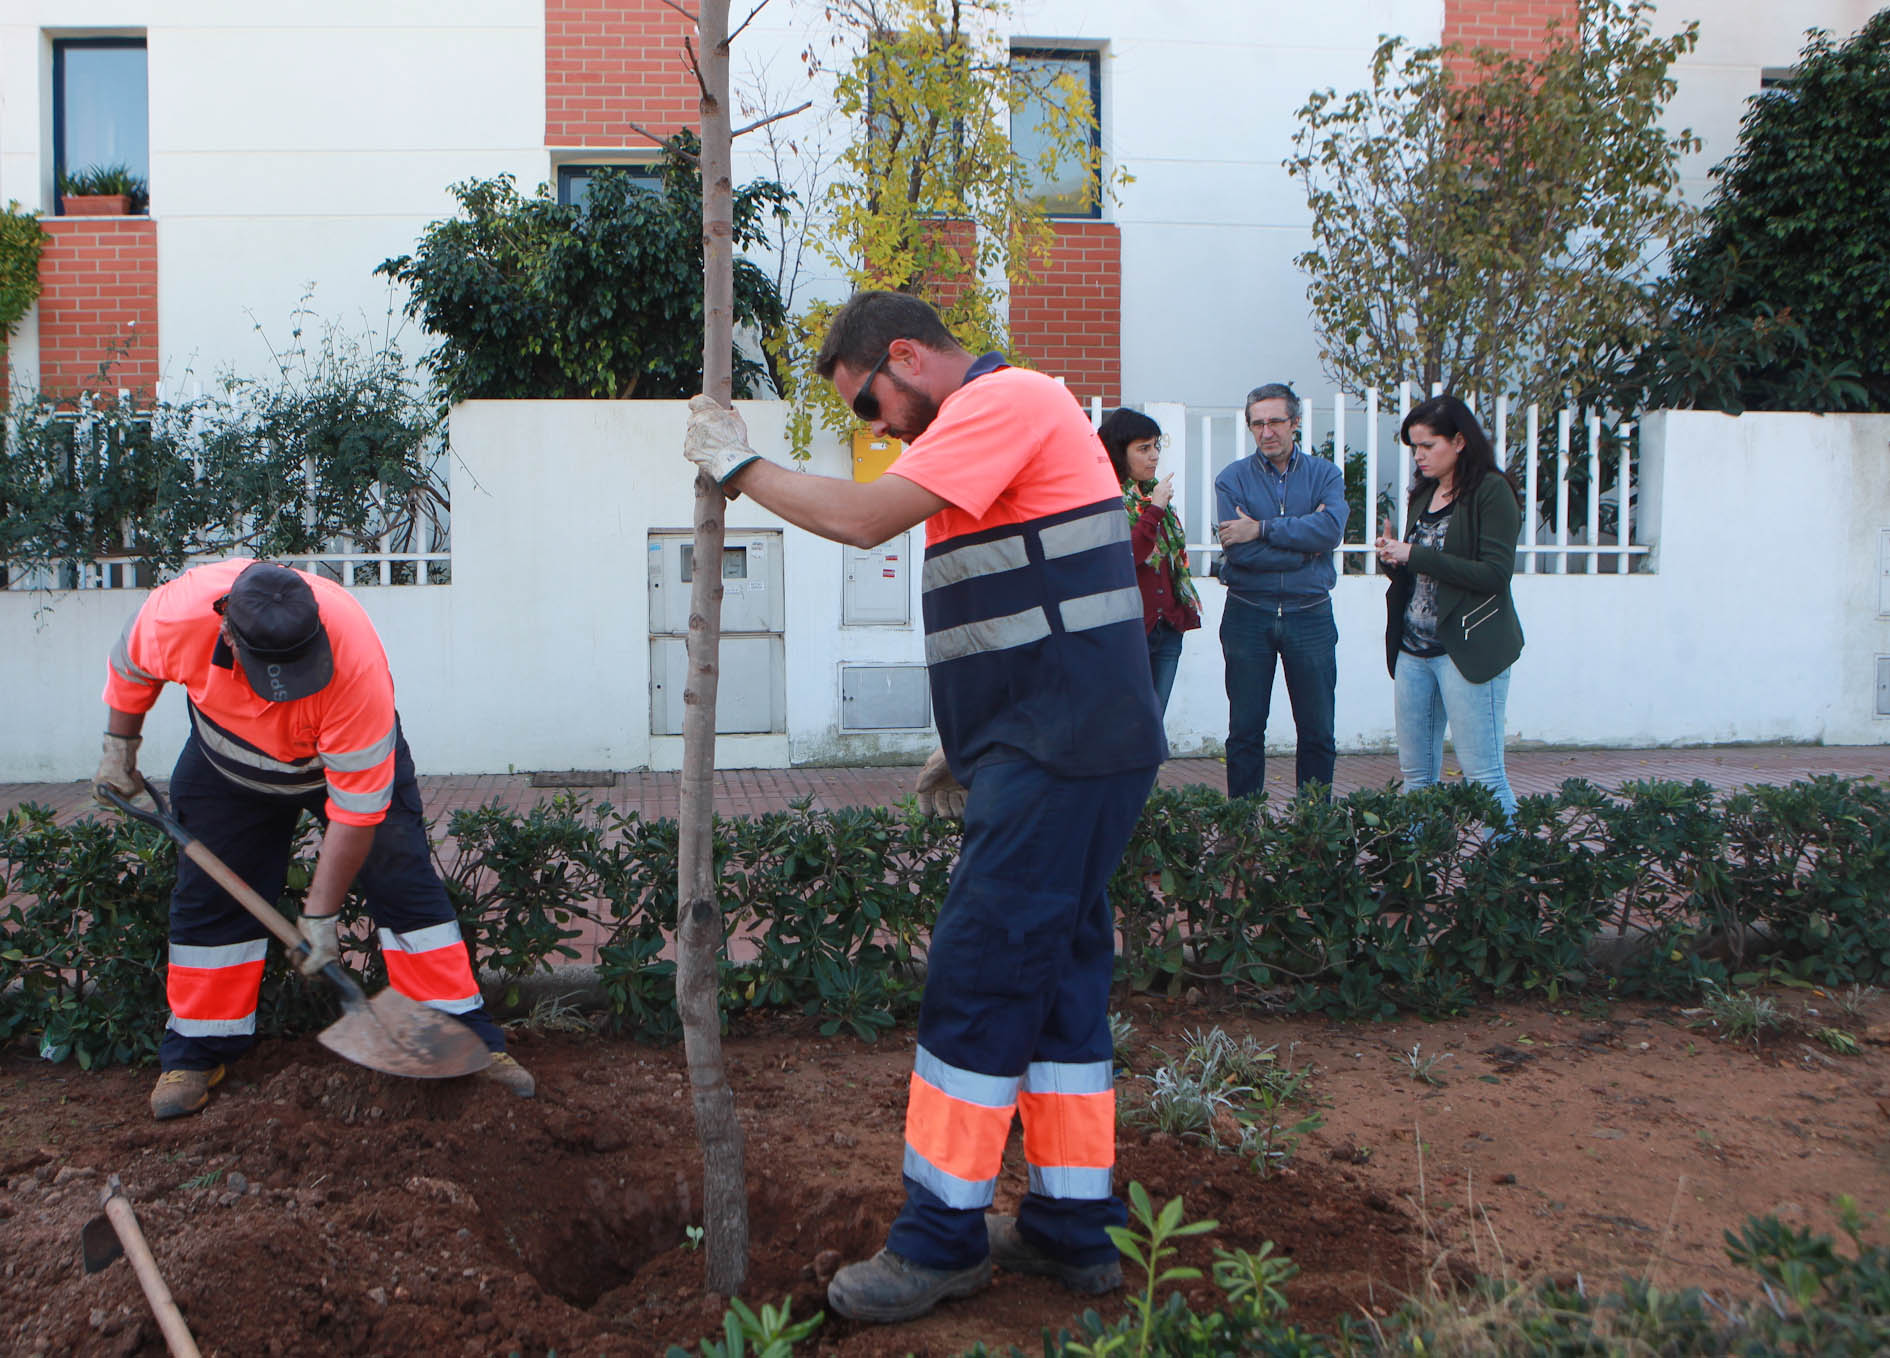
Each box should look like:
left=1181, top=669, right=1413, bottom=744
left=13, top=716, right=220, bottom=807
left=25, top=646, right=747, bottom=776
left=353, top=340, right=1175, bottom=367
left=4, top=992, right=1887, bottom=1357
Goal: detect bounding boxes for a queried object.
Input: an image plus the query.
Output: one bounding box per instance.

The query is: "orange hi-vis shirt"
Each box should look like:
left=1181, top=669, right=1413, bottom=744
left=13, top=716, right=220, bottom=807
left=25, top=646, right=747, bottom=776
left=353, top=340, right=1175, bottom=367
left=884, top=364, right=1122, bottom=543
left=103, top=559, right=400, bottom=827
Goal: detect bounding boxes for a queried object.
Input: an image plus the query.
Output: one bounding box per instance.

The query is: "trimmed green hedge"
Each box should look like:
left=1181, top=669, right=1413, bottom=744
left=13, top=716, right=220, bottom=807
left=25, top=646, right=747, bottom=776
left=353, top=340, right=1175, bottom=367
left=4, top=776, right=1888, bottom=1067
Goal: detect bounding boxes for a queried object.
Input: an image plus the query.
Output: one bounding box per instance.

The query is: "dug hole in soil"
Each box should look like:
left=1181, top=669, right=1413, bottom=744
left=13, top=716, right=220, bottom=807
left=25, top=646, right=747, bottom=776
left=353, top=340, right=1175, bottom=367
left=5, top=993, right=1888, bottom=1356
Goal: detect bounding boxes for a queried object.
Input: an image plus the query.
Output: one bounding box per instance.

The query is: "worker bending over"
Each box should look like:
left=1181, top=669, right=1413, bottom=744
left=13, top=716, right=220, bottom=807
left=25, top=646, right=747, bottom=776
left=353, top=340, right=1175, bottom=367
left=95, top=559, right=533, bottom=1119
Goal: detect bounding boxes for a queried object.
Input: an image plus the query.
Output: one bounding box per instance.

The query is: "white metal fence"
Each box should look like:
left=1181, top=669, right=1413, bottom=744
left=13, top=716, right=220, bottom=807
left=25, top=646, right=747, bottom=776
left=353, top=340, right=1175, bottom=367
left=1092, top=383, right=1649, bottom=578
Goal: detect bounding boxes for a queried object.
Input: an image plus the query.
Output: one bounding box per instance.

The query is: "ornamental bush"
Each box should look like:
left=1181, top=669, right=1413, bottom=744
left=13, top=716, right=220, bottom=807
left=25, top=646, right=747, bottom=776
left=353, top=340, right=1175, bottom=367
left=377, top=132, right=790, bottom=409
left=1617, top=11, right=1890, bottom=413
left=9, top=776, right=1890, bottom=1066
left=0, top=311, right=443, bottom=585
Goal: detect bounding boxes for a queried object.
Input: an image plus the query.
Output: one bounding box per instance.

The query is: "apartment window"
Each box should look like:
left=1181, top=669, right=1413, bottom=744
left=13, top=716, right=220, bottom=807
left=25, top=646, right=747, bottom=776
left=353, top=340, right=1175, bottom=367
left=53, top=37, right=149, bottom=213
left=557, top=162, right=662, bottom=208
left=1758, top=66, right=1797, bottom=97
left=1011, top=48, right=1101, bottom=218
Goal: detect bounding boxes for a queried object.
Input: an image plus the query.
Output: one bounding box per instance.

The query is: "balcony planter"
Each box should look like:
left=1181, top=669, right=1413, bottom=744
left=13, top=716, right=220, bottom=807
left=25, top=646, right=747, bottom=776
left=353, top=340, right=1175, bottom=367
left=62, top=194, right=132, bottom=218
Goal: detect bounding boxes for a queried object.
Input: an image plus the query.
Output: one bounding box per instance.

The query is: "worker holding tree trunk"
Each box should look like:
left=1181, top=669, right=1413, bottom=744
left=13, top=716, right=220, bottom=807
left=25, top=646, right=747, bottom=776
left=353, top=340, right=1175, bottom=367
left=685, top=290, right=1165, bottom=1325
left=94, top=559, right=534, bottom=1119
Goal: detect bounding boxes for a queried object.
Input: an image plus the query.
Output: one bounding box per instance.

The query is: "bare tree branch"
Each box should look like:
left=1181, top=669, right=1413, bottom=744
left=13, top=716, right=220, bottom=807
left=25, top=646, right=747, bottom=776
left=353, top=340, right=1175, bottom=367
left=726, top=0, right=774, bottom=47
left=626, top=121, right=695, bottom=157
left=683, top=36, right=714, bottom=103
left=655, top=0, right=699, bottom=21
left=731, top=100, right=812, bottom=139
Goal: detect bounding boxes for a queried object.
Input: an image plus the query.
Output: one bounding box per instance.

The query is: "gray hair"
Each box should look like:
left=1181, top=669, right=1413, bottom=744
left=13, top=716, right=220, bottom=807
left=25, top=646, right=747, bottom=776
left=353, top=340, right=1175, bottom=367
left=1243, top=383, right=1300, bottom=424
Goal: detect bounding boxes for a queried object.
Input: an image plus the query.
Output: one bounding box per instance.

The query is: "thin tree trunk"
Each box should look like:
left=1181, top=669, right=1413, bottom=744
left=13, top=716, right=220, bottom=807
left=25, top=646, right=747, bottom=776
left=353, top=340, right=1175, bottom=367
left=678, top=0, right=748, bottom=1299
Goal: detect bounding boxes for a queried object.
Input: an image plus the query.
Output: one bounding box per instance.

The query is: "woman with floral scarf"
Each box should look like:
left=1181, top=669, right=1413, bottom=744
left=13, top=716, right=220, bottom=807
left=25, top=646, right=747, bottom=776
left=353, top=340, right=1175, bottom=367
left=1098, top=408, right=1201, bottom=712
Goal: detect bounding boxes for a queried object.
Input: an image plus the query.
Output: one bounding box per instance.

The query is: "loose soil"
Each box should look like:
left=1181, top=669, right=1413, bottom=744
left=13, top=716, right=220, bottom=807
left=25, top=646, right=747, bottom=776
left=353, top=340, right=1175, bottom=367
left=5, top=993, right=1888, bottom=1357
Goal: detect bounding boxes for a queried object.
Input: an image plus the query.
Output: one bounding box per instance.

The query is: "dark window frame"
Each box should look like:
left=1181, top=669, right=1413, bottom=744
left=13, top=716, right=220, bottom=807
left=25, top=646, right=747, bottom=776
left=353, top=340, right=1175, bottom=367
left=1010, top=46, right=1103, bottom=220
left=52, top=35, right=149, bottom=216
left=556, top=161, right=662, bottom=208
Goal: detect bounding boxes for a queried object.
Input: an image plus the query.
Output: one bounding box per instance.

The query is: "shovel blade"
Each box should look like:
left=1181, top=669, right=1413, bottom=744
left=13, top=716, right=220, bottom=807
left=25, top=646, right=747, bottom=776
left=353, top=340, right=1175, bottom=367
left=317, top=987, right=491, bottom=1079
left=81, top=1213, right=122, bottom=1273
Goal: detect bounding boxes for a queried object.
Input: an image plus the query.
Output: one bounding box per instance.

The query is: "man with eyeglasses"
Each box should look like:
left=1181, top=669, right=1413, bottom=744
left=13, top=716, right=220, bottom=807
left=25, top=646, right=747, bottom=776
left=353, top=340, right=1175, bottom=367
left=1212, top=383, right=1349, bottom=800
left=684, top=290, right=1165, bottom=1326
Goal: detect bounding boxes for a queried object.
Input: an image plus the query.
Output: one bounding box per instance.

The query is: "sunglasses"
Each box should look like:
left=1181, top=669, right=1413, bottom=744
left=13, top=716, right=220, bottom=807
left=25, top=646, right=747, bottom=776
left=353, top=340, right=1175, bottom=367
left=851, top=349, right=892, bottom=423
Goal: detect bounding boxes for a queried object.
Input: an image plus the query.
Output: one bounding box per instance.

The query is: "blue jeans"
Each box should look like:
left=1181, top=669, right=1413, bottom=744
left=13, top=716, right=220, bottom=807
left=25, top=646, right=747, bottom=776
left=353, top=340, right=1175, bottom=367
left=1394, top=651, right=1517, bottom=822
left=1147, top=621, right=1184, bottom=713
left=1219, top=595, right=1338, bottom=800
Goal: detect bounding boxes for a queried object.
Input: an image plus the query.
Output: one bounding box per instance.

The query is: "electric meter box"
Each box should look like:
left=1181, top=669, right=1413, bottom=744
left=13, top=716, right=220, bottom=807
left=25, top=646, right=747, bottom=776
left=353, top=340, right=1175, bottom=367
left=840, top=664, right=930, bottom=730
left=841, top=533, right=911, bottom=627
left=647, top=530, right=785, bottom=636
left=650, top=635, right=786, bottom=735
left=852, top=431, right=904, bottom=482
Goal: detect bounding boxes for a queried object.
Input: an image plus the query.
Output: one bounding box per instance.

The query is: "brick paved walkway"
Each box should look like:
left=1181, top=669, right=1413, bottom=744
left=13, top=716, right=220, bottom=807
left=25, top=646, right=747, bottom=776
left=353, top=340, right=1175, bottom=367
left=7, top=745, right=1885, bottom=826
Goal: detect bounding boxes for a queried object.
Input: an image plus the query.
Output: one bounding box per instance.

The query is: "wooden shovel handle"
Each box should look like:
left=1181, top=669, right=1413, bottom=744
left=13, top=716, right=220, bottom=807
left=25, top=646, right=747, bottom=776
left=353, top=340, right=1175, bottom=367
left=99, top=786, right=306, bottom=954
left=178, top=840, right=306, bottom=953
left=103, top=1193, right=203, bottom=1358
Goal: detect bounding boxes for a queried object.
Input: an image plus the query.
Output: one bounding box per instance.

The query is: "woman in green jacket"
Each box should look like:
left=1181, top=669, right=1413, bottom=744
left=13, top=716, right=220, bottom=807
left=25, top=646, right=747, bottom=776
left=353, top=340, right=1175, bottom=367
left=1374, top=395, right=1524, bottom=822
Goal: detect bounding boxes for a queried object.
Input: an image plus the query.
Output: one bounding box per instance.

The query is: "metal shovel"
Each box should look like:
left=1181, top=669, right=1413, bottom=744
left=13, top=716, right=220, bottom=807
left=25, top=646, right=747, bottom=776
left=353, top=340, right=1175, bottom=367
left=81, top=1173, right=204, bottom=1358
left=99, top=785, right=490, bottom=1080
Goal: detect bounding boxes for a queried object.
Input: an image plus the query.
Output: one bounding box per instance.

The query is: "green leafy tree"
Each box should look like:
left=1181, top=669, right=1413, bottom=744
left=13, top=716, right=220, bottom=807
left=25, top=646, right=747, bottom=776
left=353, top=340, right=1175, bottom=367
left=377, top=134, right=789, bottom=408
left=1288, top=0, right=1697, bottom=405
left=1615, top=12, right=1890, bottom=413
left=0, top=201, right=50, bottom=395
left=774, top=0, right=1117, bottom=450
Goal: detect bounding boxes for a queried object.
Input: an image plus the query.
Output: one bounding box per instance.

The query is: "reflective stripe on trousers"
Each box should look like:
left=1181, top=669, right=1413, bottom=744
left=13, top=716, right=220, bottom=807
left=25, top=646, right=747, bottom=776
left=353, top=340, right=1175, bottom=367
left=901, top=1049, right=1117, bottom=1208
left=378, top=922, right=484, bottom=1014
left=165, top=939, right=269, bottom=1037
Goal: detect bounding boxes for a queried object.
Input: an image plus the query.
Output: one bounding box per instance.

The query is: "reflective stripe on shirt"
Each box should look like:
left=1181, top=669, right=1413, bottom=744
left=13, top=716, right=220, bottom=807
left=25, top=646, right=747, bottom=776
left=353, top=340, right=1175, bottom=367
left=922, top=536, right=1030, bottom=593
left=924, top=606, right=1053, bottom=666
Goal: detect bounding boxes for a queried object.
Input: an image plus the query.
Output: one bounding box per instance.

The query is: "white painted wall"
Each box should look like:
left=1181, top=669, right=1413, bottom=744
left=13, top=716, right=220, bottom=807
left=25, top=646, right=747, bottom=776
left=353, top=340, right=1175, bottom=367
left=8, top=1, right=1874, bottom=408
left=1655, top=0, right=1880, bottom=206
left=4, top=405, right=1885, bottom=783
left=0, top=0, right=545, bottom=386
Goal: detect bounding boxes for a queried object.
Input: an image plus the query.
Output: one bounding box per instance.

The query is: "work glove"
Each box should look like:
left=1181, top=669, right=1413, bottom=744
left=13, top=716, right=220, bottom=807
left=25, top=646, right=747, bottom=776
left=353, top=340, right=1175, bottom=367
left=93, top=732, right=158, bottom=814
left=684, top=394, right=762, bottom=494
left=914, top=746, right=967, bottom=819
left=296, top=913, right=340, bottom=977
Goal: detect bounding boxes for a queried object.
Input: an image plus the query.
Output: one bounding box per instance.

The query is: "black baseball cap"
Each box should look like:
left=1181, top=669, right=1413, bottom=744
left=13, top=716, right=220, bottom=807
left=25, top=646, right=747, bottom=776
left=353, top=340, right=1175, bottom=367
left=217, top=563, right=335, bottom=702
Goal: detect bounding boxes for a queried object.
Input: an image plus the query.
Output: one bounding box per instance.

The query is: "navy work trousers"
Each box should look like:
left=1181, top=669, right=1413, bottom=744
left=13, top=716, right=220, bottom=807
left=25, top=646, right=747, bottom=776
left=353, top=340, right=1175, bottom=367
left=159, top=726, right=505, bottom=1071
left=886, top=755, right=1157, bottom=1270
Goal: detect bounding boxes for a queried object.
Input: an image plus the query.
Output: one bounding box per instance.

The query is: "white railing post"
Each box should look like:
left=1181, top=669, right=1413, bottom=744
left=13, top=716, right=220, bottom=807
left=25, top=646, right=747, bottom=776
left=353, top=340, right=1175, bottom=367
left=1555, top=407, right=1571, bottom=575
left=1617, top=421, right=1635, bottom=574
left=1198, top=411, right=1216, bottom=571
left=1364, top=386, right=1380, bottom=572
left=1331, top=389, right=1347, bottom=566
left=1585, top=411, right=1602, bottom=576
left=1494, top=393, right=1509, bottom=481
left=1524, top=403, right=1540, bottom=574
left=1396, top=381, right=1412, bottom=537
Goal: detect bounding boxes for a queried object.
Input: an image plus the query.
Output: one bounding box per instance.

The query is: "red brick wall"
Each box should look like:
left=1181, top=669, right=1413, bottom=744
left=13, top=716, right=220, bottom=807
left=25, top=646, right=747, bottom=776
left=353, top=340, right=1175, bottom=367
left=546, top=0, right=700, bottom=146
left=917, top=219, right=977, bottom=316
left=1443, top=0, right=1580, bottom=56
left=36, top=218, right=159, bottom=398
left=1011, top=221, right=1120, bottom=409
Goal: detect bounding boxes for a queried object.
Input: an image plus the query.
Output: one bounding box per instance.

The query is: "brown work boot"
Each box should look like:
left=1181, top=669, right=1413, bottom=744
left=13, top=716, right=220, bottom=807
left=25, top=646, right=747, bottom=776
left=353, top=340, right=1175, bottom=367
left=826, top=1248, right=991, bottom=1324
left=479, top=1051, right=535, bottom=1098
left=150, top=1065, right=225, bottom=1121
left=986, top=1213, right=1123, bottom=1294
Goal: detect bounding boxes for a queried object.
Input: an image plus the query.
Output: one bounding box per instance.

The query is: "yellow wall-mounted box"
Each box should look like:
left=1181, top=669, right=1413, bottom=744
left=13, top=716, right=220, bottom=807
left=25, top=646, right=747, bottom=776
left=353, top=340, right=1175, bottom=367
left=851, top=431, right=904, bottom=482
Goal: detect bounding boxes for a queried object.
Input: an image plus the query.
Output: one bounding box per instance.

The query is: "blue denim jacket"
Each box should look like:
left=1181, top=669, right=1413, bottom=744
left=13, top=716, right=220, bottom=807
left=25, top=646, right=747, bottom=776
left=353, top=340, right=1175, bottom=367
left=1213, top=449, right=1349, bottom=609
